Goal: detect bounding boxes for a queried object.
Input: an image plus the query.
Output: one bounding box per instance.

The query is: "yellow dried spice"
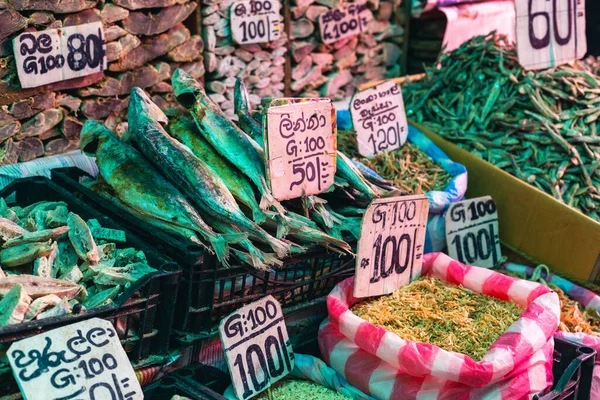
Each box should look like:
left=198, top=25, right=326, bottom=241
left=254, top=380, right=350, bottom=399
left=337, top=130, right=452, bottom=194
left=350, top=277, right=524, bottom=361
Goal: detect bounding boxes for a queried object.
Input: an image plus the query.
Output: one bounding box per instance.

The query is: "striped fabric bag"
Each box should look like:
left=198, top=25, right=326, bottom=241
left=319, top=253, right=560, bottom=399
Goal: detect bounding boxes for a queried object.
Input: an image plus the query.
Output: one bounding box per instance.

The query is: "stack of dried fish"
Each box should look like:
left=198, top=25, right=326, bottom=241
left=403, top=34, right=600, bottom=221
left=337, top=129, right=452, bottom=194
left=0, top=199, right=157, bottom=327
left=351, top=276, right=524, bottom=361
left=80, top=70, right=386, bottom=271
left=0, top=1, right=203, bottom=165
left=201, top=0, right=286, bottom=119
left=289, top=0, right=403, bottom=100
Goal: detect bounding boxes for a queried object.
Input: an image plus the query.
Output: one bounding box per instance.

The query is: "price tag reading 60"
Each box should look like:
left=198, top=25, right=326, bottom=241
left=354, top=195, right=429, bottom=298
left=220, top=296, right=294, bottom=400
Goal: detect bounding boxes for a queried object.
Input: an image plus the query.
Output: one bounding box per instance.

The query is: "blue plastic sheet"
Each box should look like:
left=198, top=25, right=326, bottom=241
left=336, top=109, right=468, bottom=252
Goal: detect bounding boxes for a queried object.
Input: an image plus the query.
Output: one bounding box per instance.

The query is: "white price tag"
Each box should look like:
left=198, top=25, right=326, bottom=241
left=13, top=22, right=107, bottom=89
left=265, top=98, right=336, bottom=201
left=515, top=0, right=586, bottom=70
left=319, top=3, right=373, bottom=45
left=231, top=0, right=282, bottom=45
left=354, top=195, right=429, bottom=298
left=350, top=80, right=408, bottom=158
left=220, top=296, right=294, bottom=400
left=8, top=318, right=142, bottom=400
left=445, top=196, right=502, bottom=268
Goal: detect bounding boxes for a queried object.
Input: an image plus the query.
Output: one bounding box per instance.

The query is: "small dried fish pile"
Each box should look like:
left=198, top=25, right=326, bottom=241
left=290, top=0, right=403, bottom=100
left=337, top=129, right=452, bottom=194
left=351, top=276, right=524, bottom=360
left=201, top=0, right=286, bottom=119
left=0, top=1, right=203, bottom=164
left=81, top=71, right=387, bottom=271
left=403, top=34, right=600, bottom=220
left=255, top=380, right=350, bottom=399
left=0, top=199, right=157, bottom=327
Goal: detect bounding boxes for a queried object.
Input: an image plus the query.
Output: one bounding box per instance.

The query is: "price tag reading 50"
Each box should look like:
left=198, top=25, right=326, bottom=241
left=515, top=0, right=586, bottom=70
left=354, top=195, right=429, bottom=298
left=13, top=22, right=106, bottom=88
left=220, top=296, right=294, bottom=400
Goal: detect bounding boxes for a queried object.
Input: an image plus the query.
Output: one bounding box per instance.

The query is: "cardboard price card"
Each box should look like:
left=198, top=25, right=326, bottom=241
left=231, top=0, right=281, bottom=45
left=8, top=318, right=142, bottom=400
left=515, top=0, right=586, bottom=70
left=220, top=296, right=294, bottom=400
left=13, top=22, right=106, bottom=89
left=354, top=195, right=429, bottom=298
left=445, top=196, right=501, bottom=268
left=265, top=98, right=336, bottom=201
left=350, top=80, right=408, bottom=158
left=319, top=3, right=373, bottom=45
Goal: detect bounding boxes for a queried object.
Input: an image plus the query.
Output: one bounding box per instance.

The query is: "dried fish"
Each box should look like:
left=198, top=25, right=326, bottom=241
left=0, top=284, right=32, bottom=326
left=67, top=212, right=99, bottom=264
left=0, top=241, right=54, bottom=267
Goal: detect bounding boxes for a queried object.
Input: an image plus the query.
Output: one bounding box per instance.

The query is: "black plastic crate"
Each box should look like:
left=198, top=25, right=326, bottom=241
left=51, top=167, right=356, bottom=340
left=0, top=177, right=180, bottom=397
left=536, top=337, right=597, bottom=400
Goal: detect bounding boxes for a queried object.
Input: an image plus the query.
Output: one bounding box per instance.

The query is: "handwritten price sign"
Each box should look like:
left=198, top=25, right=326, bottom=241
left=445, top=196, right=501, bottom=268
left=13, top=22, right=106, bottom=89
left=515, top=0, right=586, bottom=70
left=220, top=296, right=294, bottom=400
left=351, top=80, right=408, bottom=158
left=319, top=3, right=373, bottom=45
left=231, top=0, right=281, bottom=45
left=266, top=98, right=336, bottom=201
left=354, top=195, right=429, bottom=298
left=8, top=318, right=141, bottom=400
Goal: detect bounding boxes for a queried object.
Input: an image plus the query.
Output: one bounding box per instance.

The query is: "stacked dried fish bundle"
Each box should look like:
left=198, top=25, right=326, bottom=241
left=80, top=71, right=389, bottom=271
left=201, top=0, right=286, bottom=119
left=0, top=0, right=203, bottom=165
left=290, top=0, right=403, bottom=100
left=403, top=34, right=600, bottom=221
left=0, top=199, right=157, bottom=327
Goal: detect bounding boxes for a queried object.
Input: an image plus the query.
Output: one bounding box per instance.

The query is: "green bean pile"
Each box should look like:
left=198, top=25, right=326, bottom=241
left=403, top=34, right=600, bottom=220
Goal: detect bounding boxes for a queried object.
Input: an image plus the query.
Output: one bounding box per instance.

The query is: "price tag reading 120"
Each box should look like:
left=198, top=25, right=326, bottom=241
left=266, top=98, right=336, bottom=201
left=354, top=195, right=429, bottom=298
left=8, top=318, right=142, bottom=400
left=231, top=0, right=281, bottom=45
left=13, top=22, right=106, bottom=88
left=351, top=80, right=408, bottom=158
left=445, top=196, right=502, bottom=269
left=515, top=0, right=586, bottom=70
left=220, top=296, right=294, bottom=400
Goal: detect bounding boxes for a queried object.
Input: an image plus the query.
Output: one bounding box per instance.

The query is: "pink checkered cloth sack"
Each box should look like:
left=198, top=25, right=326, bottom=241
left=318, top=253, right=561, bottom=399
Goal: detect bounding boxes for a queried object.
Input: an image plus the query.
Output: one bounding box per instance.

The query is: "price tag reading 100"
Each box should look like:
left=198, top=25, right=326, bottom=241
left=354, top=195, right=429, bottom=298
left=230, top=0, right=281, bottom=45
left=220, top=296, right=294, bottom=400
left=515, top=0, right=586, bottom=70
left=445, top=196, right=502, bottom=269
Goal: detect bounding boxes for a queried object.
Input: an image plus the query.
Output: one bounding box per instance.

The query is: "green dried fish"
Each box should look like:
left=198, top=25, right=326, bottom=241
left=59, top=265, right=83, bottom=284
left=3, top=226, right=68, bottom=248
left=234, top=78, right=264, bottom=147
left=0, top=241, right=54, bottom=267
left=36, top=297, right=71, bottom=320
left=82, top=285, right=121, bottom=308
left=0, top=217, right=27, bottom=241
left=23, top=294, right=61, bottom=321
left=90, top=226, right=126, bottom=243
left=93, top=262, right=157, bottom=286
left=0, top=275, right=86, bottom=300
left=45, top=205, right=69, bottom=227
left=0, top=284, right=32, bottom=326
left=67, top=213, right=99, bottom=264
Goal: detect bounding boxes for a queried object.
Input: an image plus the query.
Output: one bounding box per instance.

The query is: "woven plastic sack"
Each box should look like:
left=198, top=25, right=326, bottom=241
left=499, top=263, right=600, bottom=398
left=223, top=354, right=374, bottom=399
left=337, top=108, right=468, bottom=253
left=319, top=253, right=560, bottom=399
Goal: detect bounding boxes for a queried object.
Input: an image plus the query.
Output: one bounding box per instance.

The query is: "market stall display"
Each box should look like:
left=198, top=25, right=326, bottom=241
left=403, top=33, right=600, bottom=221
left=0, top=1, right=203, bottom=165
left=201, top=0, right=287, bottom=118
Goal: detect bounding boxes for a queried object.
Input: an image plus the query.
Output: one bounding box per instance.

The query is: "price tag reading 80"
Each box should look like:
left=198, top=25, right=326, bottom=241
left=445, top=196, right=502, bottom=269
left=354, top=195, right=429, bottom=298
left=230, top=0, right=281, bottom=45
left=515, top=0, right=586, bottom=70
left=7, top=318, right=142, bottom=400
left=220, top=296, right=294, bottom=400
left=13, top=22, right=106, bottom=88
